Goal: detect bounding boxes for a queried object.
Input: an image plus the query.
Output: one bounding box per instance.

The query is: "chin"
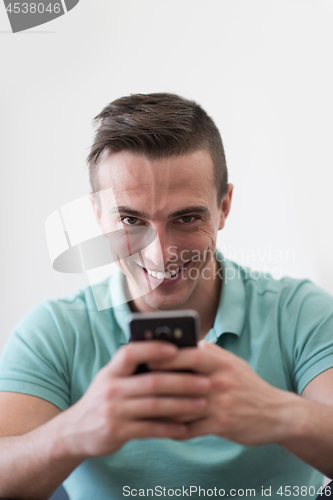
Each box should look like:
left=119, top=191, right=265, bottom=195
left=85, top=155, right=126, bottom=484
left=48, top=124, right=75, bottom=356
left=142, top=291, right=191, bottom=311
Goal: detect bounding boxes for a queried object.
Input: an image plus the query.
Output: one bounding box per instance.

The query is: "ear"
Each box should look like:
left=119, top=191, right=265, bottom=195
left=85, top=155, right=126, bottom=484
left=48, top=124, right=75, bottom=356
left=218, top=184, right=234, bottom=230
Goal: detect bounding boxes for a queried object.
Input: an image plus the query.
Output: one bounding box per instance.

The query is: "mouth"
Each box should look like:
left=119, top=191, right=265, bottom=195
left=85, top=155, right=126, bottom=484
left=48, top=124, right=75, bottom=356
left=140, top=261, right=191, bottom=283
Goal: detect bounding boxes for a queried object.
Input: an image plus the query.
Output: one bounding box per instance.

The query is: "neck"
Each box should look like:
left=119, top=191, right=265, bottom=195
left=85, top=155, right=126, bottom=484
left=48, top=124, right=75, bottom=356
left=127, top=257, right=223, bottom=341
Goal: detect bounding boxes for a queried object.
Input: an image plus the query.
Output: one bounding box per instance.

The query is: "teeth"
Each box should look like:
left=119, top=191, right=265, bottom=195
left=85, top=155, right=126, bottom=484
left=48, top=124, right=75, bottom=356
left=146, top=267, right=180, bottom=279
left=144, top=262, right=190, bottom=279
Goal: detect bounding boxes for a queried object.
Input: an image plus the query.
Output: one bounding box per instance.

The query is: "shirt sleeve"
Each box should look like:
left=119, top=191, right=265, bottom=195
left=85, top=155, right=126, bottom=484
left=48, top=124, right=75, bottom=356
left=0, top=301, right=71, bottom=411
left=283, top=280, right=333, bottom=394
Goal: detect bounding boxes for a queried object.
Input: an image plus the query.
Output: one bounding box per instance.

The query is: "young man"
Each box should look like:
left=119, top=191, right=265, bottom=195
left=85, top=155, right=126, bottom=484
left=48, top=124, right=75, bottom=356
left=0, top=93, right=333, bottom=500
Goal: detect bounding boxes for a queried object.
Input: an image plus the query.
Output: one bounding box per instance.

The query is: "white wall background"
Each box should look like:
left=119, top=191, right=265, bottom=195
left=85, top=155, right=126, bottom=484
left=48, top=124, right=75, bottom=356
left=1, top=0, right=333, bottom=351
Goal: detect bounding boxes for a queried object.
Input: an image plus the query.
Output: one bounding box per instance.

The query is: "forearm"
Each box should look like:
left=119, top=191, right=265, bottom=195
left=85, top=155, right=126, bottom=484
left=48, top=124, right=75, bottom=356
left=276, top=391, right=333, bottom=479
left=0, top=412, right=85, bottom=500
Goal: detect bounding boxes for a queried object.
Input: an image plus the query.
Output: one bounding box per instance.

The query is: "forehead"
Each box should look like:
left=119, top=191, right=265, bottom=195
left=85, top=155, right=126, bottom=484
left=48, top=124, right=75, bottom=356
left=97, top=150, right=216, bottom=212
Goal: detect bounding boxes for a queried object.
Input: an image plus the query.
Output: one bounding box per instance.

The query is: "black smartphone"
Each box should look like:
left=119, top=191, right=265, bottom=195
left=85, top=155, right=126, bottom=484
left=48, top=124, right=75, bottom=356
left=128, top=310, right=199, bottom=373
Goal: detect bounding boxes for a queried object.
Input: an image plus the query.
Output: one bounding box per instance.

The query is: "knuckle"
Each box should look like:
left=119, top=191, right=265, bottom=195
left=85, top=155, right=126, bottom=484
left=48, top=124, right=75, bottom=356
left=105, top=382, right=120, bottom=399
left=183, top=400, right=195, bottom=413
left=119, top=345, right=134, bottom=364
left=150, top=420, right=164, bottom=436
left=186, top=375, right=201, bottom=392
left=146, top=374, right=160, bottom=392
left=98, top=382, right=118, bottom=403
left=165, top=423, right=184, bottom=439
left=145, top=397, right=159, bottom=413
left=153, top=420, right=175, bottom=437
left=211, top=375, right=230, bottom=392
left=223, top=359, right=235, bottom=372
left=191, top=349, right=201, bottom=367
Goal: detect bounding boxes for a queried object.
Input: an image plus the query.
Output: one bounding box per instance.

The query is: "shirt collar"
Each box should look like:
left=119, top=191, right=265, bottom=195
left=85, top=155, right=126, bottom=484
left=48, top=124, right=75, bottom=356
left=204, top=249, right=246, bottom=343
left=109, top=270, right=132, bottom=343
left=109, top=249, right=247, bottom=344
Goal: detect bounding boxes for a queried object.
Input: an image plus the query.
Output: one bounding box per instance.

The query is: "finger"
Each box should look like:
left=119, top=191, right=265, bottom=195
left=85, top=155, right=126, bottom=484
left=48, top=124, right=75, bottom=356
left=182, top=417, right=216, bottom=439
left=171, top=412, right=209, bottom=424
left=106, top=341, right=178, bottom=376
left=118, top=372, right=210, bottom=397
left=199, top=340, right=234, bottom=355
left=118, top=419, right=189, bottom=441
left=148, top=345, right=225, bottom=374
left=120, top=396, right=208, bottom=419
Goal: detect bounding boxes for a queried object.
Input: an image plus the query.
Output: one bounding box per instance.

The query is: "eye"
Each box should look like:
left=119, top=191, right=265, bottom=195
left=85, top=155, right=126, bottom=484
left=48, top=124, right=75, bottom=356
left=122, top=216, right=139, bottom=225
left=178, top=215, right=196, bottom=223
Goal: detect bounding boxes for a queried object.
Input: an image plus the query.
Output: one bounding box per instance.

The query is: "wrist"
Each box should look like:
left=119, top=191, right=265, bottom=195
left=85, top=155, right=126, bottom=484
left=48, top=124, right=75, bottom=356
left=43, top=406, right=89, bottom=463
left=272, top=389, right=309, bottom=447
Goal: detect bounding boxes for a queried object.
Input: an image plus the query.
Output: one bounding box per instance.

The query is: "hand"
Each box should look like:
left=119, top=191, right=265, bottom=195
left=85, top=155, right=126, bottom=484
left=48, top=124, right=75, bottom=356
left=149, top=341, right=294, bottom=446
left=59, top=341, right=210, bottom=458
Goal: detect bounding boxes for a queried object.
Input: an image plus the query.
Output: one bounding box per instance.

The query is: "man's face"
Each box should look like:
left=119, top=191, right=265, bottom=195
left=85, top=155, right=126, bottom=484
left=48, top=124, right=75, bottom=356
left=92, top=149, right=233, bottom=311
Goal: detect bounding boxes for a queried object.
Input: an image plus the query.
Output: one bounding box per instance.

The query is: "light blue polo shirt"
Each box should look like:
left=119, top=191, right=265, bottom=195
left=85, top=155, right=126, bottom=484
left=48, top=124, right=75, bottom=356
left=1, top=251, right=333, bottom=500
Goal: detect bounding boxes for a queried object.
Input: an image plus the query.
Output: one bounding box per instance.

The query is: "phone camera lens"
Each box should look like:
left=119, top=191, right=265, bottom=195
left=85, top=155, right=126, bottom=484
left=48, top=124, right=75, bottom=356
left=174, top=328, right=183, bottom=339
left=155, top=326, right=172, bottom=340
left=144, top=329, right=153, bottom=339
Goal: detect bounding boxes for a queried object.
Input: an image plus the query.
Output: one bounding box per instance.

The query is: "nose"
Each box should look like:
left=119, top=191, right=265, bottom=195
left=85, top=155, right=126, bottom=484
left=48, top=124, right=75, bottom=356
left=141, top=225, right=176, bottom=269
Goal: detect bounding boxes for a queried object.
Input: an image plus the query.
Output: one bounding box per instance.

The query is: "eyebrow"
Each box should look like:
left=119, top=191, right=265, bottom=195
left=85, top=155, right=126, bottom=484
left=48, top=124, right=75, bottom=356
left=110, top=205, right=210, bottom=219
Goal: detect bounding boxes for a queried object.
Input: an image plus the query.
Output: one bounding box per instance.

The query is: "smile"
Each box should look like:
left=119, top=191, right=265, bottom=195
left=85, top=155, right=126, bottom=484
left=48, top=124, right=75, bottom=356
left=141, top=262, right=190, bottom=280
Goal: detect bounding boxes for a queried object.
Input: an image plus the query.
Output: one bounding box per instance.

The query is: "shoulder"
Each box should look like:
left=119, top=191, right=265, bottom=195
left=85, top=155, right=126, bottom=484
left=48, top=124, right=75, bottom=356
left=16, top=282, right=96, bottom=332
left=6, top=274, right=121, bottom=352
left=219, top=252, right=333, bottom=315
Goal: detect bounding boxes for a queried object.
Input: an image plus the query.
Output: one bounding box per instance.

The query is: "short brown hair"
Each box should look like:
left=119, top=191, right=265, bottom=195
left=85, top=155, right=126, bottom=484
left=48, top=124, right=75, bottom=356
left=87, top=93, right=228, bottom=205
